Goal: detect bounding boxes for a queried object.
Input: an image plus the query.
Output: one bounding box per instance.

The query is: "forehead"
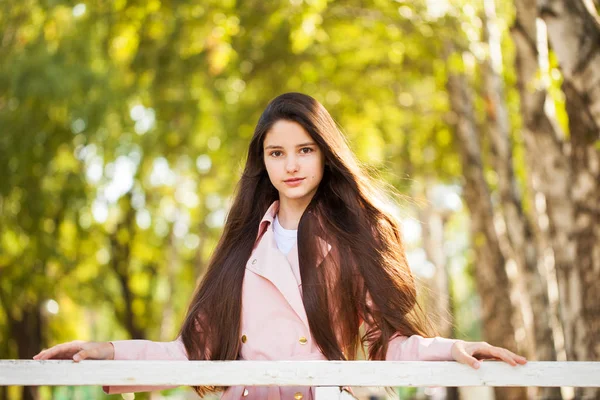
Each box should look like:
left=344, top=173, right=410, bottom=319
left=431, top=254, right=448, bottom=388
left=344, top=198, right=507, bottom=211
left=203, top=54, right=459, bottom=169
left=263, top=120, right=313, bottom=147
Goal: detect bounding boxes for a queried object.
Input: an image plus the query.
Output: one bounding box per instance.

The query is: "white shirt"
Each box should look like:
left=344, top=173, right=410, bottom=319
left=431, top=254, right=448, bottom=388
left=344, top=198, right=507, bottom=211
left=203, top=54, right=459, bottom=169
left=273, top=214, right=297, bottom=255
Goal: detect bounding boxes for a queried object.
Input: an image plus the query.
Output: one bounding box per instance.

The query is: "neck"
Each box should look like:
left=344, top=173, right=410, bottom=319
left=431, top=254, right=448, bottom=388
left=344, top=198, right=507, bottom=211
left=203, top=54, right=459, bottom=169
left=277, top=196, right=313, bottom=230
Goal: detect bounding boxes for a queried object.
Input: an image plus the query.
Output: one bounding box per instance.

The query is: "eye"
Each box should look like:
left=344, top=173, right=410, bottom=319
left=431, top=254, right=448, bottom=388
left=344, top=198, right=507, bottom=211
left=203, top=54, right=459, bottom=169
left=269, top=150, right=283, bottom=157
left=300, top=147, right=314, bottom=154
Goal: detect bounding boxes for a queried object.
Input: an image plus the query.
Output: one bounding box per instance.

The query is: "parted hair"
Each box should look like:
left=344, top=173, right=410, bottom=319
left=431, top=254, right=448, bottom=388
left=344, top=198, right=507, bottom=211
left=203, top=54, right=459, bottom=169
left=178, top=92, right=435, bottom=397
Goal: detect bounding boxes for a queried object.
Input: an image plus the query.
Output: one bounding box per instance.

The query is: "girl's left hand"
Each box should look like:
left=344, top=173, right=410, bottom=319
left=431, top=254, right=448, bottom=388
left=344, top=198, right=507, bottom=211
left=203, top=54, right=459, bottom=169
left=451, top=340, right=527, bottom=369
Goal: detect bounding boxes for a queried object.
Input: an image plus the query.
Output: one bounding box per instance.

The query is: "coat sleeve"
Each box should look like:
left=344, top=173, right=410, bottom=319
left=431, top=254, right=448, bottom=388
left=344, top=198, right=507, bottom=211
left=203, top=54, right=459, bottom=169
left=361, top=289, right=457, bottom=361
left=385, top=334, right=456, bottom=361
left=102, top=337, right=188, bottom=395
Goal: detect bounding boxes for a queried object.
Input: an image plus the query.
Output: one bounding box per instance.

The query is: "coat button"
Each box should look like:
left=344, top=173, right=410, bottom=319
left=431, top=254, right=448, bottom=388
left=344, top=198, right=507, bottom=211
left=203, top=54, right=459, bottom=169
left=299, top=336, right=307, bottom=345
left=251, top=259, right=257, bottom=264
left=294, top=392, right=303, bottom=399
left=243, top=388, right=249, bottom=396
left=241, top=335, right=247, bottom=343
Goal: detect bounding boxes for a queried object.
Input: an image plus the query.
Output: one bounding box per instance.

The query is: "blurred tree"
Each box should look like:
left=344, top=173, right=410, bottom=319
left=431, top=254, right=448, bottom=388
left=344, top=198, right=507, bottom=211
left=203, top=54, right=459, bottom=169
left=511, top=0, right=571, bottom=365
left=480, top=2, right=558, bottom=397
left=539, top=0, right=600, bottom=355
left=445, top=37, right=526, bottom=400
left=536, top=1, right=600, bottom=398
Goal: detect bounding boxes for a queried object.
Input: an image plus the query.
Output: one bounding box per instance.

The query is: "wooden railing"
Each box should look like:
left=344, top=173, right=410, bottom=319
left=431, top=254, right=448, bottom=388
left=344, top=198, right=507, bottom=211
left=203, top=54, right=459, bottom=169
left=1, top=360, right=599, bottom=399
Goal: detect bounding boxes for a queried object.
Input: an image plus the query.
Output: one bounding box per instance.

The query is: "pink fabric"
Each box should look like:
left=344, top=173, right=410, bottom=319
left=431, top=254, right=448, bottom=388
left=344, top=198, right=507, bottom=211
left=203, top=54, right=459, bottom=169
left=387, top=335, right=455, bottom=361
left=103, top=201, right=456, bottom=398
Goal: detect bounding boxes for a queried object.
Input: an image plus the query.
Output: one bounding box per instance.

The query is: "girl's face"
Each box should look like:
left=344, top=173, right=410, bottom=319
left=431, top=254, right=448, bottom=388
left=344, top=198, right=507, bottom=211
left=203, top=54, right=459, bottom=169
left=263, top=120, right=325, bottom=205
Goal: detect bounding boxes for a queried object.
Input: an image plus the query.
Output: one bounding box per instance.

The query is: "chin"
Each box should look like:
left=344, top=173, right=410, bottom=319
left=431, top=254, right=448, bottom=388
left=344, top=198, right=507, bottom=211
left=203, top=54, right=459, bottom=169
left=279, top=188, right=312, bottom=200
left=283, top=193, right=309, bottom=200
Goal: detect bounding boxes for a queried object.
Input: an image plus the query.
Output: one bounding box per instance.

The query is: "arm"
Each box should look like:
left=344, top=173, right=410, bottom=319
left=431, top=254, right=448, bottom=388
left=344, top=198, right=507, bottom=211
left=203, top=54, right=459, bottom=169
left=354, top=259, right=524, bottom=366
left=361, top=293, right=525, bottom=366
left=360, top=288, right=456, bottom=361
left=385, top=334, right=456, bottom=361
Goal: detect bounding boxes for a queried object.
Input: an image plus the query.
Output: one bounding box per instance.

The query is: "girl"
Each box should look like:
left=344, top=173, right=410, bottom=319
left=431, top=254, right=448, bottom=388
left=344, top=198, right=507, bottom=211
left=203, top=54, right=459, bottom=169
left=34, top=92, right=527, bottom=399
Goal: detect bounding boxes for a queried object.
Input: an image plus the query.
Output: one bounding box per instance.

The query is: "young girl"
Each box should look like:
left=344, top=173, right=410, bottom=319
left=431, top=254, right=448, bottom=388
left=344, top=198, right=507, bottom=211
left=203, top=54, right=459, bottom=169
left=34, top=92, right=527, bottom=399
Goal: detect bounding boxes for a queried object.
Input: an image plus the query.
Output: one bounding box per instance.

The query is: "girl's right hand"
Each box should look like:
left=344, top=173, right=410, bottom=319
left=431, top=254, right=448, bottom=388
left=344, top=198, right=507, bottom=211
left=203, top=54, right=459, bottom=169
left=33, top=340, right=114, bottom=362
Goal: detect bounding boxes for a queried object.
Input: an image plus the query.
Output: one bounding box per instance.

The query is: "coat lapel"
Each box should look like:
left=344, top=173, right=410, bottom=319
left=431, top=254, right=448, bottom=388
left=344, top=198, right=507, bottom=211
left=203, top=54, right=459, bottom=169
left=246, top=201, right=333, bottom=329
left=247, top=227, right=309, bottom=328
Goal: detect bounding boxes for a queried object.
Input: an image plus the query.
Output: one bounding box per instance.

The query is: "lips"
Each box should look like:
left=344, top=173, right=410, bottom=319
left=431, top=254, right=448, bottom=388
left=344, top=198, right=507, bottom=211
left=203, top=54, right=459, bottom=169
left=283, top=178, right=305, bottom=187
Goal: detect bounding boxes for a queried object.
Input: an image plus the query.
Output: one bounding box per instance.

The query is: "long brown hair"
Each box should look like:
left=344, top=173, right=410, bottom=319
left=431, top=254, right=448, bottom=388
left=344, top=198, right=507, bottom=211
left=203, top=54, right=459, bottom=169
left=179, top=92, right=435, bottom=396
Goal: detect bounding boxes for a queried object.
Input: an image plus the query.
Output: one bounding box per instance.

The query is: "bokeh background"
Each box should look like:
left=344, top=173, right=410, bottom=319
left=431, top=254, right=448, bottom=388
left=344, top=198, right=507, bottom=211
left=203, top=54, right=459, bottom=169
left=1, top=0, right=599, bottom=399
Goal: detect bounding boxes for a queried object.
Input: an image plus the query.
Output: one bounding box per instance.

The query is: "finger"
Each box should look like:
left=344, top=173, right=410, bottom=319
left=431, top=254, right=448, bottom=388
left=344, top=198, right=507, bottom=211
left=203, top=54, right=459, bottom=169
left=37, top=342, right=80, bottom=360
left=504, top=349, right=528, bottom=364
left=33, top=349, right=47, bottom=360
left=493, top=348, right=517, bottom=366
left=454, top=349, right=482, bottom=369
left=484, top=347, right=523, bottom=366
left=73, top=349, right=89, bottom=362
left=494, top=348, right=527, bottom=364
left=497, top=348, right=526, bottom=366
left=34, top=345, right=62, bottom=360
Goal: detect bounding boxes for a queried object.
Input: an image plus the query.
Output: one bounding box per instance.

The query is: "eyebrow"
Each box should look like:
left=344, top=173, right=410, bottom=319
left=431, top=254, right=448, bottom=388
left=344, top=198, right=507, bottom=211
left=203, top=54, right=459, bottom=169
left=264, top=142, right=317, bottom=150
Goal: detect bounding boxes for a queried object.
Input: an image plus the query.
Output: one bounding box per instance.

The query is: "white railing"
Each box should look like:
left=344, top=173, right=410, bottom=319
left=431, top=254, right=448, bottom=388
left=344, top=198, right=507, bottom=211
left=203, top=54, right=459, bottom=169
left=1, top=360, right=599, bottom=399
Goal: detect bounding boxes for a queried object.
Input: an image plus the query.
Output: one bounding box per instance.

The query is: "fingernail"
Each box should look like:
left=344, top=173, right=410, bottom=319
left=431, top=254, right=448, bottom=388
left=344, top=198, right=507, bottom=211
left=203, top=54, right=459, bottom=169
left=474, top=361, right=481, bottom=369
left=73, top=356, right=80, bottom=361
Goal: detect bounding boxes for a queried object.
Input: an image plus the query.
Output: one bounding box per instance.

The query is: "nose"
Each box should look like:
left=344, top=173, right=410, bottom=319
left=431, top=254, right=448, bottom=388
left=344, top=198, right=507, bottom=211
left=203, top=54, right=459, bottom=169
left=285, top=155, right=299, bottom=173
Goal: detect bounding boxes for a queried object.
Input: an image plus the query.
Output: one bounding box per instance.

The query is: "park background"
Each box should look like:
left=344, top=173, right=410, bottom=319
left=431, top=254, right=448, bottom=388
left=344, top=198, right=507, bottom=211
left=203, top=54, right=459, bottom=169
left=1, top=0, right=599, bottom=399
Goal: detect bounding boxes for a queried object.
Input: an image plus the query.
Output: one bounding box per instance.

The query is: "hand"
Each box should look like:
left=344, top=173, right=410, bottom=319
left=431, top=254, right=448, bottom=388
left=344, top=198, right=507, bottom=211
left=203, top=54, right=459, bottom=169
left=451, top=340, right=527, bottom=369
left=33, top=340, right=114, bottom=362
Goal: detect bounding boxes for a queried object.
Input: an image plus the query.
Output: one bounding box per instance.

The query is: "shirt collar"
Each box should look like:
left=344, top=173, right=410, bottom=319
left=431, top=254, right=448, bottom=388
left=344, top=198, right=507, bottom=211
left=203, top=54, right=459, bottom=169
left=255, top=200, right=332, bottom=264
left=256, top=200, right=279, bottom=240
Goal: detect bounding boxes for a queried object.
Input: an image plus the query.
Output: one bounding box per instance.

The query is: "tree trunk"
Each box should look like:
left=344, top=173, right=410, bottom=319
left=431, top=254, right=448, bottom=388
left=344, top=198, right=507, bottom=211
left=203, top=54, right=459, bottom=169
left=483, top=0, right=548, bottom=359
left=445, top=43, right=527, bottom=400
left=561, top=78, right=600, bottom=349
left=562, top=79, right=600, bottom=394
left=481, top=4, right=561, bottom=399
left=110, top=194, right=146, bottom=340
left=538, top=2, right=600, bottom=382
left=482, top=3, right=561, bottom=398
left=11, top=304, right=43, bottom=400
left=512, top=0, right=573, bottom=362
left=511, top=1, right=600, bottom=397
left=510, top=4, right=575, bottom=397
left=160, top=228, right=178, bottom=341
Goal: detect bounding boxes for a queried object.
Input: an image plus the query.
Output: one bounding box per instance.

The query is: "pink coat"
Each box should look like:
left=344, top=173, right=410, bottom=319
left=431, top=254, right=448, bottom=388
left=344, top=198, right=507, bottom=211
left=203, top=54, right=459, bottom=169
left=104, top=201, right=456, bottom=399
